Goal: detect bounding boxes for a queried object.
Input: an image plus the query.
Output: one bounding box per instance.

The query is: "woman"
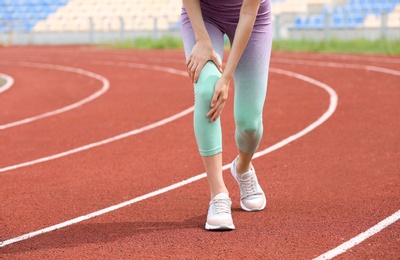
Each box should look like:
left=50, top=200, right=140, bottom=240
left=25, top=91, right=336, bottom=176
left=181, top=0, right=272, bottom=230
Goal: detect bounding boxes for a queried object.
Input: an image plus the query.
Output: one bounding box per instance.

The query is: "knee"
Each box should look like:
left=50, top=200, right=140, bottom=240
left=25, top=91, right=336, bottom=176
left=194, top=61, right=221, bottom=104
left=195, top=80, right=216, bottom=104
left=236, top=115, right=262, bottom=136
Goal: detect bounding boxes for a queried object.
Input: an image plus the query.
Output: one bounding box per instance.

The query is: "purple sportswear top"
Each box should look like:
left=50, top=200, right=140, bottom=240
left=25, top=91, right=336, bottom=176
left=181, top=0, right=271, bottom=35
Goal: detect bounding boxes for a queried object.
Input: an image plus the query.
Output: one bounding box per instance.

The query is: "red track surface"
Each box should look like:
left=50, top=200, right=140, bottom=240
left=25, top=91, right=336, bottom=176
left=0, top=46, right=399, bottom=259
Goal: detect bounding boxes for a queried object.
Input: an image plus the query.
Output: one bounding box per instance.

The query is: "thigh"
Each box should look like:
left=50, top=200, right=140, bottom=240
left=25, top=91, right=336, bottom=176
left=180, top=15, right=225, bottom=64
left=233, top=25, right=273, bottom=117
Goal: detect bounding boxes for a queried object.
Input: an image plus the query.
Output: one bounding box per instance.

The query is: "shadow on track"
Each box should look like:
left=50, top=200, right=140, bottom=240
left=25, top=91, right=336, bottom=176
left=0, top=214, right=207, bottom=255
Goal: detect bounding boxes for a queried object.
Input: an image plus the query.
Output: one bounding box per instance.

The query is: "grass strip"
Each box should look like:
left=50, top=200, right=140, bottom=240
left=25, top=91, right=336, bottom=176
left=104, top=37, right=400, bottom=55
left=272, top=38, right=400, bottom=55
left=104, top=36, right=183, bottom=49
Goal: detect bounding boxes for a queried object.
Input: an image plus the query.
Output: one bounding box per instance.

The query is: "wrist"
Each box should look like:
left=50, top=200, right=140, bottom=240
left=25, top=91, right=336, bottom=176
left=220, top=73, right=232, bottom=83
left=195, top=33, right=211, bottom=43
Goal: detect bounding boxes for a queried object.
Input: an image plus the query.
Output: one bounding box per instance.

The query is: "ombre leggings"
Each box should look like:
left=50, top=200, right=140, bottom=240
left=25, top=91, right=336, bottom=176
left=181, top=0, right=272, bottom=156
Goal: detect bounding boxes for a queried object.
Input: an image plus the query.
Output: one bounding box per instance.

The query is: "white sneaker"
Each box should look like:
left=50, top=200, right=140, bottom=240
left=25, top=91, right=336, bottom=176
left=205, top=193, right=235, bottom=230
left=231, top=157, right=266, bottom=211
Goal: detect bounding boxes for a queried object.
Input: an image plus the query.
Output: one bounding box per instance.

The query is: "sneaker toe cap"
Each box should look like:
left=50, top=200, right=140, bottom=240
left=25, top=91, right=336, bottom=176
left=207, top=215, right=234, bottom=227
left=241, top=195, right=266, bottom=211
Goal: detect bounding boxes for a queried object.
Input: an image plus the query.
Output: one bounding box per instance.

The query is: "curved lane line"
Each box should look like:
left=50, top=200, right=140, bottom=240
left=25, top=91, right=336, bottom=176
left=271, top=57, right=400, bottom=259
left=0, top=62, right=189, bottom=173
left=0, top=73, right=14, bottom=94
left=272, top=58, right=400, bottom=76
left=300, top=54, right=400, bottom=65
left=0, top=106, right=194, bottom=173
left=314, top=209, right=400, bottom=260
left=273, top=59, right=400, bottom=260
left=253, top=68, right=337, bottom=160
left=0, top=68, right=338, bottom=247
left=90, top=60, right=188, bottom=76
left=0, top=62, right=110, bottom=130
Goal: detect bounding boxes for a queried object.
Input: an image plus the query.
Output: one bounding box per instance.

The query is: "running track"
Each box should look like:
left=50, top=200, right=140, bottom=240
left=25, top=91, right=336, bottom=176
left=0, top=46, right=399, bottom=259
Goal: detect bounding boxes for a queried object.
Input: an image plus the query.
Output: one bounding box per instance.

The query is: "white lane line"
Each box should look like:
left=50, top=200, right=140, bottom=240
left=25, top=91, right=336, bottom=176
left=314, top=210, right=400, bottom=260
left=90, top=60, right=188, bottom=77
left=274, top=59, right=400, bottom=259
left=0, top=62, right=110, bottom=130
left=272, top=58, right=400, bottom=77
left=305, top=54, right=400, bottom=65
left=0, top=68, right=338, bottom=247
left=2, top=58, right=398, bottom=257
left=271, top=53, right=400, bottom=65
left=0, top=73, right=14, bottom=94
left=0, top=62, right=189, bottom=173
left=254, top=68, right=338, bottom=159
left=0, top=107, right=194, bottom=173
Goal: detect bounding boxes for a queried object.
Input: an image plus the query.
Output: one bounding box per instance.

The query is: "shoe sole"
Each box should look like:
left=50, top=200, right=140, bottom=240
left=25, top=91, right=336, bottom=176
left=205, top=223, right=235, bottom=230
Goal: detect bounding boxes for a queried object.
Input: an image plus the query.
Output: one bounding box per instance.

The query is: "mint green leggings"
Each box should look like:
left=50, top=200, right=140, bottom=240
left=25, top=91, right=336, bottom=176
left=181, top=2, right=272, bottom=156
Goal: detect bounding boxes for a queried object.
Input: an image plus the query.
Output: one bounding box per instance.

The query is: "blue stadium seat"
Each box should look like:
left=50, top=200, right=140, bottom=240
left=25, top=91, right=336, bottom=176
left=0, top=0, right=70, bottom=32
left=292, top=0, right=399, bottom=29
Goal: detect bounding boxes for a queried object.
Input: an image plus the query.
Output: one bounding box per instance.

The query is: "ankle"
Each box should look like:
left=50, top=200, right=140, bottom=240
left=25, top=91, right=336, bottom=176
left=235, top=159, right=251, bottom=176
left=210, top=189, right=229, bottom=199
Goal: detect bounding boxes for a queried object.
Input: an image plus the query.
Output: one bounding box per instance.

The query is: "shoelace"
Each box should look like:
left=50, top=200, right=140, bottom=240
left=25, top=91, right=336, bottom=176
left=211, top=199, right=231, bottom=215
left=239, top=174, right=260, bottom=198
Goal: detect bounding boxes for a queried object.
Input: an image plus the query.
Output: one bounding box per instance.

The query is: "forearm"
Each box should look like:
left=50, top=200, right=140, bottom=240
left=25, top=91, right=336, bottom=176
left=222, top=0, right=261, bottom=81
left=182, top=0, right=210, bottom=43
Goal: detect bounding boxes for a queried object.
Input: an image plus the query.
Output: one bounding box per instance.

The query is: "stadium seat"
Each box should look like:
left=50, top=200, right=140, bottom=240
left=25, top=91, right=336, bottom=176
left=0, top=0, right=69, bottom=32
left=26, top=0, right=182, bottom=32
left=291, top=0, right=400, bottom=29
left=1, top=0, right=398, bottom=33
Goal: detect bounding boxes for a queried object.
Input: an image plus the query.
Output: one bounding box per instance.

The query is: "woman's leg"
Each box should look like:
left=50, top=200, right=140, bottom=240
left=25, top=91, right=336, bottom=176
left=181, top=18, right=227, bottom=199
left=228, top=16, right=273, bottom=211
left=232, top=25, right=272, bottom=174
left=195, top=61, right=228, bottom=198
left=181, top=13, right=234, bottom=230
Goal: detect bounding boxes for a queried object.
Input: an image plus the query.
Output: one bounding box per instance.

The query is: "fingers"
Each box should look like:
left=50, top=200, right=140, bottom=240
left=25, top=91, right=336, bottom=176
left=194, top=64, right=202, bottom=83
left=186, top=58, right=196, bottom=82
left=206, top=92, right=219, bottom=118
left=210, top=89, right=218, bottom=108
left=186, top=58, right=204, bottom=83
left=186, top=47, right=222, bottom=83
left=206, top=92, right=227, bottom=122
left=207, top=101, right=225, bottom=122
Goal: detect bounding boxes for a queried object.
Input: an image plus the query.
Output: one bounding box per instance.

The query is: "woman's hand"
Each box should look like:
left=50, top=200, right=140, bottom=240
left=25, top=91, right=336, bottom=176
left=186, top=40, right=222, bottom=83
left=202, top=0, right=261, bottom=122
left=206, top=76, right=230, bottom=122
